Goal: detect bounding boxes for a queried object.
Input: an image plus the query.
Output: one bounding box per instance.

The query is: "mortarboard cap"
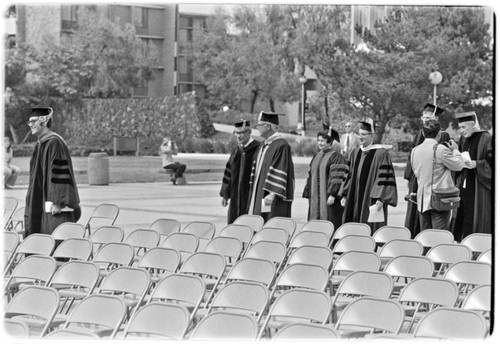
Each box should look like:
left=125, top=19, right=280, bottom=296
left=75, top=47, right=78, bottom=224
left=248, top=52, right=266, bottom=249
left=423, top=103, right=445, bottom=116
left=234, top=120, right=251, bottom=128
left=358, top=118, right=376, bottom=133
left=30, top=107, right=53, bottom=118
left=455, top=111, right=477, bottom=123
left=320, top=123, right=340, bottom=142
left=258, top=111, right=285, bottom=125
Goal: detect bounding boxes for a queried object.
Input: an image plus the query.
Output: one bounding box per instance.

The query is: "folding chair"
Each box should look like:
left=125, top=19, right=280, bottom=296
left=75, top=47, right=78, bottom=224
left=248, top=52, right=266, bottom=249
left=243, top=240, right=287, bottom=270
left=4, top=233, right=56, bottom=276
left=247, top=227, right=289, bottom=247
left=335, top=297, right=405, bottom=338
left=259, top=289, right=331, bottom=338
left=223, top=257, right=276, bottom=289
left=161, top=232, right=199, bottom=262
left=149, top=218, right=181, bottom=244
left=89, top=225, right=124, bottom=255
left=296, top=220, right=335, bottom=243
left=219, top=224, right=254, bottom=251
left=329, top=250, right=381, bottom=292
left=332, top=234, right=376, bottom=258
left=204, top=236, right=243, bottom=266
left=4, top=285, right=60, bottom=337
left=181, top=221, right=215, bottom=251
left=378, top=239, right=423, bottom=269
left=84, top=203, right=120, bottom=236
left=413, top=307, right=488, bottom=339
left=179, top=251, right=226, bottom=306
left=205, top=281, right=269, bottom=322
left=124, top=228, right=160, bottom=261
left=148, top=273, right=205, bottom=326
left=51, top=222, right=85, bottom=241
left=5, top=255, right=57, bottom=301
left=92, top=242, right=135, bottom=275
left=51, top=238, right=93, bottom=263
left=414, top=229, right=453, bottom=254
left=372, top=225, right=411, bottom=249
left=397, top=277, right=459, bottom=333
left=477, top=249, right=492, bottom=265
left=285, top=245, right=333, bottom=271
left=462, top=284, right=491, bottom=318
left=460, top=233, right=492, bottom=259
left=3, top=196, right=18, bottom=229
left=122, top=302, right=191, bottom=339
left=272, top=323, right=341, bottom=339
left=137, top=247, right=181, bottom=283
left=263, top=217, right=296, bottom=239
left=443, top=261, right=491, bottom=304
left=97, top=266, right=151, bottom=320
left=426, top=243, right=472, bottom=275
left=331, top=271, right=394, bottom=323
left=190, top=311, right=259, bottom=340
left=383, top=255, right=434, bottom=295
left=270, top=263, right=329, bottom=298
left=288, top=230, right=330, bottom=250
left=58, top=294, right=127, bottom=338
left=3, top=319, right=30, bottom=338
left=5, top=206, right=25, bottom=236
left=233, top=214, right=264, bottom=232
left=331, top=222, right=371, bottom=245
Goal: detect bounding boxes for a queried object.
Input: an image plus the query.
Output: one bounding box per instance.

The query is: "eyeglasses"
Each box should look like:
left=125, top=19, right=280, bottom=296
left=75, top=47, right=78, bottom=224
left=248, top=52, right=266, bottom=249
left=27, top=119, right=41, bottom=126
left=345, top=125, right=351, bottom=127
left=359, top=132, right=372, bottom=137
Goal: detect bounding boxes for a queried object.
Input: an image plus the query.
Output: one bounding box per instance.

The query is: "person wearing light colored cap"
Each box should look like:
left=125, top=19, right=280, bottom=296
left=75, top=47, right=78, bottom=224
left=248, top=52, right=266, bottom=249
left=452, top=111, right=492, bottom=241
left=303, top=123, right=348, bottom=230
left=220, top=120, right=260, bottom=224
left=247, top=111, right=295, bottom=221
left=24, top=107, right=81, bottom=236
left=339, top=119, right=398, bottom=233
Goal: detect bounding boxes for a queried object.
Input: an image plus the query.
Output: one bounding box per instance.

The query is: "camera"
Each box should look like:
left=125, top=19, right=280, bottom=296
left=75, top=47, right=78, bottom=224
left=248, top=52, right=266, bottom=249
left=404, top=193, right=416, bottom=202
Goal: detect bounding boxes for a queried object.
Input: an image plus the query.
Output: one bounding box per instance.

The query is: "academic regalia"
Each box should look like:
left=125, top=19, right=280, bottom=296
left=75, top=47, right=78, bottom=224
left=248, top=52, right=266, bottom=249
left=302, top=148, right=348, bottom=230
left=25, top=131, right=81, bottom=235
left=341, top=145, right=398, bottom=233
left=453, top=130, right=492, bottom=241
left=248, top=135, right=294, bottom=220
left=220, top=139, right=260, bottom=224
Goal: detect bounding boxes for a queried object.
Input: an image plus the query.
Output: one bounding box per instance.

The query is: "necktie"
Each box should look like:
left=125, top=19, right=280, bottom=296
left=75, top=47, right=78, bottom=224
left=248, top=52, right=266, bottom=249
left=346, top=134, right=350, bottom=152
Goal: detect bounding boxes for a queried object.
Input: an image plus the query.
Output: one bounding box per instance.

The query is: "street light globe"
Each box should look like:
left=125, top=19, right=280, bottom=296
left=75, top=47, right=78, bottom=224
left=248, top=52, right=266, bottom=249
left=429, top=71, right=443, bottom=85
left=299, top=76, right=307, bottom=84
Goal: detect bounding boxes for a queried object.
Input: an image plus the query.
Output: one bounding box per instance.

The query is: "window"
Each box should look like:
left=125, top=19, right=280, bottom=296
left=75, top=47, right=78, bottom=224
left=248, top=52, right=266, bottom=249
left=133, top=6, right=149, bottom=35
left=61, top=5, right=79, bottom=30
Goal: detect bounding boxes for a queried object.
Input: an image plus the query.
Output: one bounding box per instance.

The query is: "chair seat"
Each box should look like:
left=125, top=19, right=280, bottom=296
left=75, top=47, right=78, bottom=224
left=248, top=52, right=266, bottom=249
left=65, top=324, right=114, bottom=338
left=9, top=315, right=47, bottom=328
left=336, top=325, right=374, bottom=338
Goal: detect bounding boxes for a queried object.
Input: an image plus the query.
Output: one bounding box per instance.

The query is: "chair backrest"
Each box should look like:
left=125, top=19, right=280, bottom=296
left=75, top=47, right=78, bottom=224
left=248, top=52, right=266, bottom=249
left=124, top=229, right=160, bottom=255
left=426, top=243, right=472, bottom=273
left=273, top=263, right=329, bottom=293
left=413, top=307, right=488, bottom=339
left=149, top=218, right=181, bottom=239
left=477, top=249, right=492, bottom=265
left=52, top=238, right=93, bottom=261
left=443, top=261, right=491, bottom=288
left=207, top=281, right=269, bottom=321
left=259, top=289, right=331, bottom=338
left=298, top=220, right=335, bottom=242
left=233, top=214, right=264, bottom=232
left=180, top=251, right=226, bottom=279
left=335, top=297, right=405, bottom=334
left=398, top=277, right=459, bottom=308
left=414, top=229, right=454, bottom=249
left=3, top=319, right=30, bottom=338
left=249, top=227, right=288, bottom=246
left=63, top=294, right=127, bottom=338
left=137, top=247, right=181, bottom=275
left=191, top=311, right=258, bottom=340
left=181, top=221, right=215, bottom=249
left=205, top=236, right=243, bottom=262
left=263, top=217, right=296, bottom=238
left=5, top=255, right=57, bottom=290
left=288, top=230, right=330, bottom=249
left=98, top=266, right=151, bottom=301
left=332, top=222, right=371, bottom=241
left=47, top=260, right=100, bottom=294
left=379, top=239, right=423, bottom=259
left=243, top=240, right=287, bottom=267
left=161, top=232, right=199, bottom=260
left=4, top=285, right=60, bottom=337
left=334, top=271, right=394, bottom=300
left=92, top=242, right=135, bottom=269
left=15, top=233, right=56, bottom=256
left=383, top=255, right=435, bottom=280
left=332, top=234, right=376, bottom=254
left=149, top=273, right=205, bottom=313
left=3, top=197, right=18, bottom=227
left=219, top=224, right=254, bottom=247
left=372, top=225, right=411, bottom=245
left=85, top=203, right=120, bottom=235
left=331, top=250, right=381, bottom=274
left=4, top=231, right=20, bottom=254
left=122, top=302, right=190, bottom=339
left=462, top=285, right=491, bottom=313
left=51, top=222, right=85, bottom=241
left=286, top=245, right=333, bottom=271
left=460, top=233, right=492, bottom=255
left=224, top=257, right=276, bottom=288
left=6, top=206, right=25, bottom=232
left=89, top=226, right=124, bottom=246
left=272, top=323, right=341, bottom=339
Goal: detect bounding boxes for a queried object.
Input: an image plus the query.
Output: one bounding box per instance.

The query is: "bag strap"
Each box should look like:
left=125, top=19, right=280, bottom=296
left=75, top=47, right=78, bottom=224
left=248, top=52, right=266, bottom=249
left=431, top=144, right=437, bottom=191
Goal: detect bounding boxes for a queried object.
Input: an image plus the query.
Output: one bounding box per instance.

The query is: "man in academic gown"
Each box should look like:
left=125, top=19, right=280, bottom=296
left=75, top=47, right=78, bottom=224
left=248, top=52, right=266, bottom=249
left=24, top=107, right=81, bottom=236
left=452, top=111, right=492, bottom=241
left=248, top=112, right=295, bottom=222
left=340, top=120, right=398, bottom=233
left=303, top=124, right=348, bottom=230
left=220, top=120, right=260, bottom=224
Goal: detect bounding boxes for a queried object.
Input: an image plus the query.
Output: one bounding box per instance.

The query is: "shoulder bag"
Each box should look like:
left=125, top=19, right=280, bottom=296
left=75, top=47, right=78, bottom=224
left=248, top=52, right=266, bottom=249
left=430, top=144, right=460, bottom=211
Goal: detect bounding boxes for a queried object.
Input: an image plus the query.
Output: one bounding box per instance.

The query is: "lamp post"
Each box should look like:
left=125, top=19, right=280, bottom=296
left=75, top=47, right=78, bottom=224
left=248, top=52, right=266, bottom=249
left=299, top=75, right=307, bottom=135
left=429, top=71, right=443, bottom=105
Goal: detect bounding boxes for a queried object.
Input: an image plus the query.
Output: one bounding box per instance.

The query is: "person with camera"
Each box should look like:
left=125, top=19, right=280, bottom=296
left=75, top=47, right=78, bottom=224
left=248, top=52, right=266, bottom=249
left=159, top=137, right=186, bottom=185
left=410, top=119, right=465, bottom=231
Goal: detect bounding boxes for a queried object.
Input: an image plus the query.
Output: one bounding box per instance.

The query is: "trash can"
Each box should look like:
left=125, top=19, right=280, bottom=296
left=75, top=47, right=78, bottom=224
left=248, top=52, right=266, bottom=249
left=88, top=152, right=109, bottom=185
